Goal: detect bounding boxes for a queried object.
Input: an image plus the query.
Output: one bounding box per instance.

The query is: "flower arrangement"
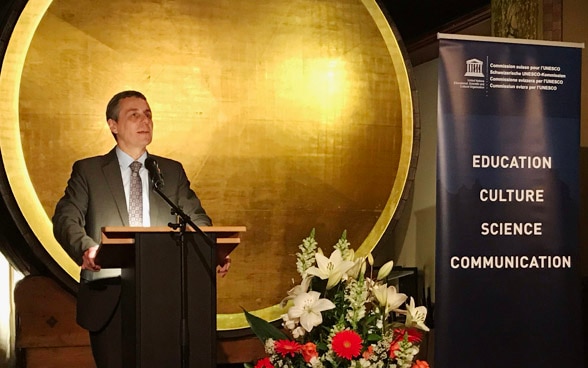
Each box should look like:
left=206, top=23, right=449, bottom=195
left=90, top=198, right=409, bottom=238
left=244, top=229, right=430, bottom=368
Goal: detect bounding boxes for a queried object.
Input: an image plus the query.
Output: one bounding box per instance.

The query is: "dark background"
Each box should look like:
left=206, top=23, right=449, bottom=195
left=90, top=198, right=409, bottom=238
left=380, top=0, right=490, bottom=43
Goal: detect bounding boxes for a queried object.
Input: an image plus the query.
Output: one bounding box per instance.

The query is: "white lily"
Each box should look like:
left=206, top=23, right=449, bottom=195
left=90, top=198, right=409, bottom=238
left=279, top=277, right=311, bottom=307
left=405, top=297, right=430, bottom=331
left=305, top=249, right=355, bottom=289
left=343, top=248, right=355, bottom=261
left=345, top=256, right=365, bottom=280
left=287, top=291, right=336, bottom=332
left=373, top=284, right=408, bottom=315
left=372, top=283, right=388, bottom=306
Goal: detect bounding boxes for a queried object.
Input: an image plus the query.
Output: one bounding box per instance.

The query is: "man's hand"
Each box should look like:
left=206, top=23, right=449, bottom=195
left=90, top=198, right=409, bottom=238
left=216, top=255, right=231, bottom=278
left=82, top=245, right=101, bottom=271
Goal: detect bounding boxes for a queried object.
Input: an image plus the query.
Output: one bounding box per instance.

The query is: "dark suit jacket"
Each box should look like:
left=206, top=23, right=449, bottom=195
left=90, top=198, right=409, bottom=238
left=52, top=147, right=212, bottom=331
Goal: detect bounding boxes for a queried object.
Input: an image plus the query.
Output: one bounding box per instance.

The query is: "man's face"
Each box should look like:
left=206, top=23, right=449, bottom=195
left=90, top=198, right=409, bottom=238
left=108, top=96, right=153, bottom=156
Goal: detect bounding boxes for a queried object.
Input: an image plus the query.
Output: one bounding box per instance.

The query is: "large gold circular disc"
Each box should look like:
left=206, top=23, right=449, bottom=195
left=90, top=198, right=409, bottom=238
left=0, top=0, right=415, bottom=329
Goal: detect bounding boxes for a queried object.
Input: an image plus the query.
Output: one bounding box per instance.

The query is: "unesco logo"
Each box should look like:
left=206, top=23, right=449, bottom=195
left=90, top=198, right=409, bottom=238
left=464, top=58, right=484, bottom=77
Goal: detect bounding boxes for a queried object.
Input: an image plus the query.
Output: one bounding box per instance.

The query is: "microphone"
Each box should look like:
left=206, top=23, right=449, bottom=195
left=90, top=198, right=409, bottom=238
left=145, top=157, right=165, bottom=189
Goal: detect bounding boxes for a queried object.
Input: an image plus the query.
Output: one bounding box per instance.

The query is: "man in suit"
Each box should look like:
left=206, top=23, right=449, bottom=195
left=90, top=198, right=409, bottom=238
left=52, top=90, right=228, bottom=368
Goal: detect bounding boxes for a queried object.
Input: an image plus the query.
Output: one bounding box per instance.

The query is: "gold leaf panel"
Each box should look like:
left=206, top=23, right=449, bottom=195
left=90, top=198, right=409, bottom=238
left=0, top=0, right=415, bottom=329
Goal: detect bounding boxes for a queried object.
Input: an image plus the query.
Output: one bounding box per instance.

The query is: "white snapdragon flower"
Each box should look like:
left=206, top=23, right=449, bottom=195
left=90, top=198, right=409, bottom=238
left=310, top=356, right=324, bottom=368
left=264, top=338, right=275, bottom=354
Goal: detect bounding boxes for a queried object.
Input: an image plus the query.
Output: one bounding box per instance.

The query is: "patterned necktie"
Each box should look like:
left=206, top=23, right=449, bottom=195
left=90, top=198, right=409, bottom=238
left=129, top=161, right=143, bottom=226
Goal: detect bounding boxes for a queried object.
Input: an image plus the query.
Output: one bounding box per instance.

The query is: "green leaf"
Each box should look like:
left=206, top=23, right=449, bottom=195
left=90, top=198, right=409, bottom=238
left=366, top=333, right=381, bottom=342
left=242, top=308, right=289, bottom=343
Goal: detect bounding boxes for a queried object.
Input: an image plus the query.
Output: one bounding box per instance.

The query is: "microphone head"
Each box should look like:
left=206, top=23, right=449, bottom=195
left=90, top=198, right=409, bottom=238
left=145, top=156, right=156, bottom=171
left=145, top=157, right=164, bottom=189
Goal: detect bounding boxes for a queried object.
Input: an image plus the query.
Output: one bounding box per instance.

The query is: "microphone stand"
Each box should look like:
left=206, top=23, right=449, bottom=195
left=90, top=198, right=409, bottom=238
left=151, top=183, right=216, bottom=368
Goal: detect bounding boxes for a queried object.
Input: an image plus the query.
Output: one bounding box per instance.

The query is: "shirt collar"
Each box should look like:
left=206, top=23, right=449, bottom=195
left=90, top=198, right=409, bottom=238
left=115, top=146, right=148, bottom=168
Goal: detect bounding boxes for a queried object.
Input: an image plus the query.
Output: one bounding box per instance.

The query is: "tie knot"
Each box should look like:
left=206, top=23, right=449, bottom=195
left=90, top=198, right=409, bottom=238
left=130, top=161, right=142, bottom=173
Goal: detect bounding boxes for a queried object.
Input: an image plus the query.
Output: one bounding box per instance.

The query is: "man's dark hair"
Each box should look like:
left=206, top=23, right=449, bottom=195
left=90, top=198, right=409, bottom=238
left=105, top=90, right=147, bottom=121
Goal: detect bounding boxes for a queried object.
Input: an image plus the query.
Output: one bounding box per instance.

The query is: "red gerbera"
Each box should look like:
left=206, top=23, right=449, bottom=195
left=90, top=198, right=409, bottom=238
left=331, top=330, right=363, bottom=360
left=274, top=339, right=302, bottom=357
left=254, top=357, right=274, bottom=368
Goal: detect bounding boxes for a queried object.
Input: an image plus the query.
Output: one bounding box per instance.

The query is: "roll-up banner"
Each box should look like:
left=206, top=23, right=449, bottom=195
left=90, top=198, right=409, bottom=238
left=436, top=33, right=584, bottom=367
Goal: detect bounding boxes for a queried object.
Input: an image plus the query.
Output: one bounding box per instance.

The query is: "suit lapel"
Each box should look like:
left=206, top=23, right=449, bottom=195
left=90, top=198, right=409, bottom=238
left=102, top=148, right=129, bottom=226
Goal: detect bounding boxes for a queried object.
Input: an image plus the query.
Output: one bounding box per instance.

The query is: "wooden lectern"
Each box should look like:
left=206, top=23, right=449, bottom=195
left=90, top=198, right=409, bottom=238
left=97, top=226, right=245, bottom=368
